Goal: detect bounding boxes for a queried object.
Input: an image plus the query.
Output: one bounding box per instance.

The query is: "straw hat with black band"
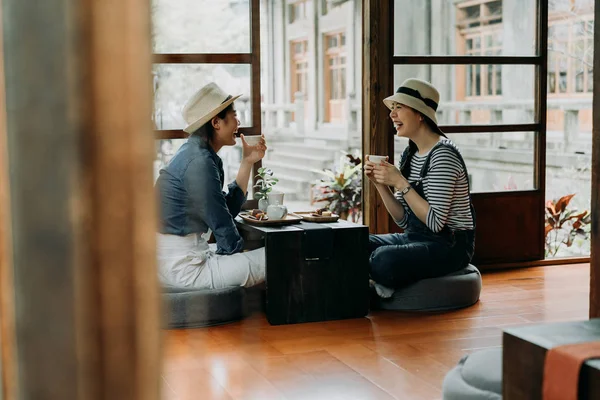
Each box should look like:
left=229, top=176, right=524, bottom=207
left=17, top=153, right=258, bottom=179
left=383, top=78, right=447, bottom=137
left=182, top=82, right=242, bottom=134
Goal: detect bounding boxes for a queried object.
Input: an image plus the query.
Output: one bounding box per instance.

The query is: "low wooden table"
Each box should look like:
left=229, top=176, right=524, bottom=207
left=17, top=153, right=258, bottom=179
left=236, top=217, right=370, bottom=325
left=503, top=319, right=600, bottom=399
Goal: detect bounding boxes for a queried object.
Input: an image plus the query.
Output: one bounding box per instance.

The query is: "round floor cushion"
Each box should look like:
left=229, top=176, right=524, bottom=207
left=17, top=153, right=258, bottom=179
left=162, top=285, right=246, bottom=329
left=378, top=264, right=482, bottom=311
left=442, top=347, right=502, bottom=400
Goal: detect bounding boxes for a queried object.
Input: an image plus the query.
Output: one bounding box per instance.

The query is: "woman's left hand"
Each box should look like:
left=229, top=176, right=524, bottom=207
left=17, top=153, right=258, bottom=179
left=241, top=134, right=267, bottom=164
left=372, top=161, right=409, bottom=190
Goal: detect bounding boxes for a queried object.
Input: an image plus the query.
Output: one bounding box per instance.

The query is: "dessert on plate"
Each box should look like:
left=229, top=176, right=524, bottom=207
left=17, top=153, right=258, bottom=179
left=312, top=207, right=332, bottom=217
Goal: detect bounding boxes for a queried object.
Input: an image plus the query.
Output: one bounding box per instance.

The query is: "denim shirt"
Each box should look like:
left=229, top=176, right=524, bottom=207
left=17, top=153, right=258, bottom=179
left=155, top=135, right=247, bottom=255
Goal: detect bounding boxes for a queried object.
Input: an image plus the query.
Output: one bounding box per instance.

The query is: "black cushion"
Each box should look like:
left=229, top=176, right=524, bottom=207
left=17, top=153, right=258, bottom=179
left=378, top=264, right=482, bottom=311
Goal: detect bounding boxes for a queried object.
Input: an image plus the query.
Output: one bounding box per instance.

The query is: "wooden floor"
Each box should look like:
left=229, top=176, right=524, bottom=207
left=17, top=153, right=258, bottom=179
left=161, top=263, right=590, bottom=400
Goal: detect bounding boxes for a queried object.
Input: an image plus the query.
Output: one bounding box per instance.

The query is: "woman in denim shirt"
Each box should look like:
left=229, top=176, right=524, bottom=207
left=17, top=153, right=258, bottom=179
left=156, top=83, right=267, bottom=289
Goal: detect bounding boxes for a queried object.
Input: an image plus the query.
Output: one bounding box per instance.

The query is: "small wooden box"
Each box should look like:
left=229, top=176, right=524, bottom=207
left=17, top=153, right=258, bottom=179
left=503, top=319, right=600, bottom=399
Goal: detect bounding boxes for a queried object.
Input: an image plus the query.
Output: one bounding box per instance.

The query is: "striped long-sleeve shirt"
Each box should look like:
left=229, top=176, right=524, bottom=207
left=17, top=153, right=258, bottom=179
left=395, top=139, right=474, bottom=232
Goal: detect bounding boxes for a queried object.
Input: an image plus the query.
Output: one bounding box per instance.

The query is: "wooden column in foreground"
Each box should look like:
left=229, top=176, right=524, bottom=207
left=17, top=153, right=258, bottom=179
left=0, top=3, right=16, bottom=398
left=362, top=0, right=394, bottom=234
left=0, top=0, right=161, bottom=399
left=591, top=0, right=600, bottom=319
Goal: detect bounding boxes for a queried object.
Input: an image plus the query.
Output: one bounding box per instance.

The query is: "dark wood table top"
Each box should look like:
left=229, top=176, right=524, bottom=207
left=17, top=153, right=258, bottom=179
left=235, top=216, right=367, bottom=234
left=504, top=319, right=600, bottom=369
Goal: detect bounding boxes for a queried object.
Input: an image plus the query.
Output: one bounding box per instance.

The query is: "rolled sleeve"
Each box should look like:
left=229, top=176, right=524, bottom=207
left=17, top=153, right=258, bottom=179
left=183, top=157, right=244, bottom=255
left=395, top=213, right=409, bottom=229
left=224, top=180, right=247, bottom=218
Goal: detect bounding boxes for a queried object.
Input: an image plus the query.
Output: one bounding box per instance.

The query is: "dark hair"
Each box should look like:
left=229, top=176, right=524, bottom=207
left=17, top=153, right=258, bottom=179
left=190, top=103, right=235, bottom=141
left=399, top=112, right=444, bottom=179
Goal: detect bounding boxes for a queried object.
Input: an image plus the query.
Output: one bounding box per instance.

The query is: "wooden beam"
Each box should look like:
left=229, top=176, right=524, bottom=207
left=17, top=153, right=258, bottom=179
left=153, top=53, right=252, bottom=64
left=251, top=0, right=263, bottom=189
left=1, top=0, right=160, bottom=398
left=534, top=0, right=549, bottom=261
left=362, top=0, right=393, bottom=234
left=0, top=2, right=17, bottom=397
left=154, top=127, right=260, bottom=140
left=590, top=0, right=600, bottom=318
left=392, top=55, right=542, bottom=65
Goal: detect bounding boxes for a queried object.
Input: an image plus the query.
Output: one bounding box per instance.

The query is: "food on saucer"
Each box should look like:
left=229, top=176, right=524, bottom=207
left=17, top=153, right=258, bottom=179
left=248, top=209, right=268, bottom=220
left=311, top=207, right=332, bottom=217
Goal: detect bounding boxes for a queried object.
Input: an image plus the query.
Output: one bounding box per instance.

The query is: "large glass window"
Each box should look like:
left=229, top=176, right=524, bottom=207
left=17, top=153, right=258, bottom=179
left=393, top=0, right=536, bottom=56
left=152, top=0, right=250, bottom=54
left=545, top=0, right=594, bottom=259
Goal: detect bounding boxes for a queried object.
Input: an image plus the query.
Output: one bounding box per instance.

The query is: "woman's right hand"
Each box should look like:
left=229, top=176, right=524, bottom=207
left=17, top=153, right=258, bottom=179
left=364, top=155, right=388, bottom=186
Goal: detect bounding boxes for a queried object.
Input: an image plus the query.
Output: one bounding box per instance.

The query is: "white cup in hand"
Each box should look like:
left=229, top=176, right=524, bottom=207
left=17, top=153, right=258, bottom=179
left=368, top=155, right=387, bottom=165
left=243, top=135, right=262, bottom=146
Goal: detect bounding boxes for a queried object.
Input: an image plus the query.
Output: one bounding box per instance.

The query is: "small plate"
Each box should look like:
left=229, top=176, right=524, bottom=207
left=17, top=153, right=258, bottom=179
left=294, top=211, right=340, bottom=223
left=239, top=212, right=302, bottom=226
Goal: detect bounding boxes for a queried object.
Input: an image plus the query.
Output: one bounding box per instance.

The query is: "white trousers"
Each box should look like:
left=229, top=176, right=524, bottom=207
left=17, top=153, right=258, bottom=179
left=157, top=233, right=265, bottom=289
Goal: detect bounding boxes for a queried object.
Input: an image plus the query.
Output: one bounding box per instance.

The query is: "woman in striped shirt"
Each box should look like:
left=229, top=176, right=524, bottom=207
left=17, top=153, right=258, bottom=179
left=364, top=78, right=476, bottom=297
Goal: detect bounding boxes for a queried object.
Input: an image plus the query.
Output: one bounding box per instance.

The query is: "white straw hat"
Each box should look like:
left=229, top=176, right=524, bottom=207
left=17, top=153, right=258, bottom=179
left=383, top=78, right=445, bottom=135
left=182, top=82, right=242, bottom=134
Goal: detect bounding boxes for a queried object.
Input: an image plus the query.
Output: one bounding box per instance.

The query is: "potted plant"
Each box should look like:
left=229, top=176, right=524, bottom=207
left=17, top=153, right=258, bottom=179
left=253, top=167, right=279, bottom=211
left=545, top=193, right=591, bottom=257
left=312, top=151, right=362, bottom=222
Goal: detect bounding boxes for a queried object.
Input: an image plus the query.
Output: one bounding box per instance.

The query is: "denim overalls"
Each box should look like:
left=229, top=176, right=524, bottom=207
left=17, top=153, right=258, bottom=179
left=368, top=142, right=476, bottom=289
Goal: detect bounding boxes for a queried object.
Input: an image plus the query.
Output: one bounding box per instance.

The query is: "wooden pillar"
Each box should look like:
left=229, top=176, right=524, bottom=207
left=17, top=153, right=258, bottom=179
left=591, top=0, right=600, bottom=319
left=362, top=0, right=394, bottom=233
left=0, top=3, right=16, bottom=398
left=0, top=0, right=161, bottom=399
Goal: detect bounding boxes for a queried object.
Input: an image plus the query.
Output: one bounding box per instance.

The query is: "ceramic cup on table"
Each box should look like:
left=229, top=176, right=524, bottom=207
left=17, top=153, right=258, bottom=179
left=267, top=191, right=284, bottom=206
left=266, top=204, right=288, bottom=220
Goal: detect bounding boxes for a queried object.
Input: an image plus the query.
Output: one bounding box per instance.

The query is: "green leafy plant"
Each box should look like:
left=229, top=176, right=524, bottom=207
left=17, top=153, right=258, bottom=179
left=253, top=167, right=279, bottom=200
left=312, top=152, right=362, bottom=222
left=545, top=193, right=591, bottom=257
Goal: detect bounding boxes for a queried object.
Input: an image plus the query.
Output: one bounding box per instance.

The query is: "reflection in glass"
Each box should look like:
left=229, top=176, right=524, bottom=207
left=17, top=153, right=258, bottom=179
left=393, top=132, right=535, bottom=194
left=393, top=64, right=536, bottom=125
left=151, top=0, right=250, bottom=53
left=545, top=0, right=594, bottom=258
left=153, top=64, right=252, bottom=130
left=393, top=0, right=536, bottom=56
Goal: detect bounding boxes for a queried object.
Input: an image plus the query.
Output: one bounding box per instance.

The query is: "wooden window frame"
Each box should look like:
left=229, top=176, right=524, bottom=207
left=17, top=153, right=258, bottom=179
left=152, top=0, right=262, bottom=196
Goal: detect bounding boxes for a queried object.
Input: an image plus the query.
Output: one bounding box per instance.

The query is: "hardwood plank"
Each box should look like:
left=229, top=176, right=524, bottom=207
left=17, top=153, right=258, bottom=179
left=163, top=367, right=234, bottom=400
left=162, top=264, right=590, bottom=399
left=325, top=343, right=441, bottom=399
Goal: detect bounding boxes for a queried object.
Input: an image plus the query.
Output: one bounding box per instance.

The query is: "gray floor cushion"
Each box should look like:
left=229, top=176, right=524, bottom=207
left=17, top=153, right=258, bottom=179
left=162, top=285, right=246, bottom=329
left=378, top=264, right=482, bottom=311
left=442, top=347, right=502, bottom=400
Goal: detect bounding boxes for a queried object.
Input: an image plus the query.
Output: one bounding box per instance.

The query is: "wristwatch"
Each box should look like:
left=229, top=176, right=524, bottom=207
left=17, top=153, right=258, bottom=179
left=400, top=185, right=411, bottom=196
